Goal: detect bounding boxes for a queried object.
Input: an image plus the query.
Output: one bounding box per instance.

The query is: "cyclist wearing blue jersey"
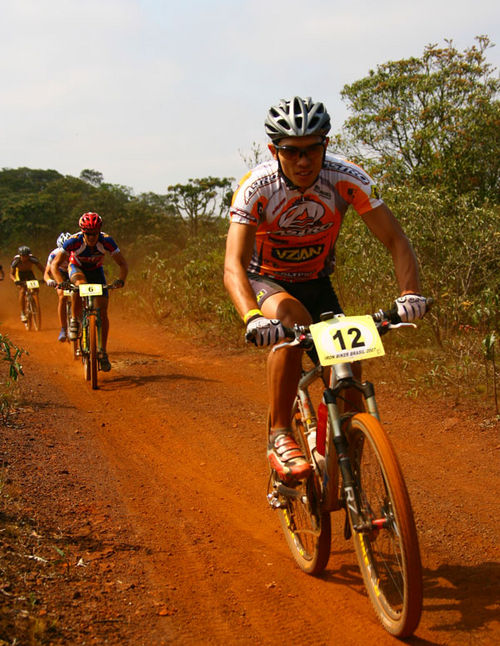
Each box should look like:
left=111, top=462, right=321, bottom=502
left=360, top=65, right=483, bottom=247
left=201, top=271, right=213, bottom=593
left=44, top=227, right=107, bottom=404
left=51, top=212, right=128, bottom=372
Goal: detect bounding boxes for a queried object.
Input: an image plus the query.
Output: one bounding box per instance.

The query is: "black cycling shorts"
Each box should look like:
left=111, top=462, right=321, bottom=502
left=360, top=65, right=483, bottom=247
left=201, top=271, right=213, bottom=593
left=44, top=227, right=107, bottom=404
left=247, top=273, right=343, bottom=324
left=69, top=265, right=109, bottom=298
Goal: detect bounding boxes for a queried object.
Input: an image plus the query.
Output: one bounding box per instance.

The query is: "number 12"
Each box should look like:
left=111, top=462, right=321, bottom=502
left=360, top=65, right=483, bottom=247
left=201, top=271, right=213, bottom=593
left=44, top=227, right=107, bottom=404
left=332, top=327, right=365, bottom=350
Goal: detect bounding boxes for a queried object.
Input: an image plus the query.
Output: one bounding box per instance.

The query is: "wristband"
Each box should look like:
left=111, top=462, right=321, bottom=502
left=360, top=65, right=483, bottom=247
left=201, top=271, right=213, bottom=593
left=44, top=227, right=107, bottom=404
left=243, top=308, right=263, bottom=324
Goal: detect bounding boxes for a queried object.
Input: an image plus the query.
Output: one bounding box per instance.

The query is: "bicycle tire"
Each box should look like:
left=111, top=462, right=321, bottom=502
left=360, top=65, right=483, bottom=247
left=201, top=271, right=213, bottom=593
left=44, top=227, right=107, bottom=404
left=82, top=320, right=91, bottom=382
left=89, top=314, right=98, bottom=389
left=346, top=413, right=422, bottom=637
left=25, top=295, right=33, bottom=331
left=271, top=404, right=331, bottom=575
left=32, top=296, right=41, bottom=331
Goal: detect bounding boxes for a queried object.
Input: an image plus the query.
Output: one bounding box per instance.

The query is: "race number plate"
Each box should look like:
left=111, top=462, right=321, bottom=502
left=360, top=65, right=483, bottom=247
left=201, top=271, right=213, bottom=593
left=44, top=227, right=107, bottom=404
left=309, top=315, right=385, bottom=365
left=26, top=280, right=39, bottom=289
left=63, top=289, right=73, bottom=296
left=78, top=283, right=103, bottom=297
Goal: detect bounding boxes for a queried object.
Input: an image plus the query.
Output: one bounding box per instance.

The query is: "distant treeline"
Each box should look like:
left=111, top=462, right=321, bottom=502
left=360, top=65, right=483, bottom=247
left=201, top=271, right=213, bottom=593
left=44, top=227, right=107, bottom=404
left=0, top=167, right=233, bottom=256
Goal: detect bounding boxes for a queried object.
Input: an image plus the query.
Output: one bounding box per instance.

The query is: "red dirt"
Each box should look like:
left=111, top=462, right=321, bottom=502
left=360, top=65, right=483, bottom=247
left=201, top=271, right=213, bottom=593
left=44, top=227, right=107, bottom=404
left=1, top=282, right=499, bottom=645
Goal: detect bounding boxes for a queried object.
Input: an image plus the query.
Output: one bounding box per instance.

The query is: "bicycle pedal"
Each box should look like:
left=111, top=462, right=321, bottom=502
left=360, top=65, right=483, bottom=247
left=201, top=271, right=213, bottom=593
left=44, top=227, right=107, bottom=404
left=267, top=492, right=283, bottom=509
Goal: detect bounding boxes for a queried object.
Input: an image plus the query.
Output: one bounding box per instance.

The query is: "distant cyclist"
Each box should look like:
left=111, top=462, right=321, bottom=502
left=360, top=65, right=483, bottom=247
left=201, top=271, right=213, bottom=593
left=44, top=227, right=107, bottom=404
left=51, top=212, right=128, bottom=372
left=44, top=232, right=73, bottom=342
left=10, top=246, right=45, bottom=323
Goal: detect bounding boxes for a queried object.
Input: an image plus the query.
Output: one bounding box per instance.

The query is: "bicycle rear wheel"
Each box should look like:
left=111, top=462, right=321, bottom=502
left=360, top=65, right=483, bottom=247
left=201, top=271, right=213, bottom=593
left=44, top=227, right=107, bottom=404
left=270, top=404, right=331, bottom=575
left=347, top=413, right=422, bottom=637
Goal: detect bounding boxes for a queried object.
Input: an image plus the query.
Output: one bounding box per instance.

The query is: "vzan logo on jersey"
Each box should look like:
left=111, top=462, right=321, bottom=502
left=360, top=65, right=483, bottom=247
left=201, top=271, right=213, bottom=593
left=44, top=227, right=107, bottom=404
left=272, top=245, right=325, bottom=263
left=276, top=200, right=332, bottom=237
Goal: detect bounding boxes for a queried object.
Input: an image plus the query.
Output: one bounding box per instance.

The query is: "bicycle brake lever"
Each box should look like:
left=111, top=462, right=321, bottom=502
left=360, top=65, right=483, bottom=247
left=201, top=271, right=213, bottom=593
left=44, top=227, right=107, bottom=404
left=272, top=338, right=301, bottom=352
left=388, top=322, right=417, bottom=330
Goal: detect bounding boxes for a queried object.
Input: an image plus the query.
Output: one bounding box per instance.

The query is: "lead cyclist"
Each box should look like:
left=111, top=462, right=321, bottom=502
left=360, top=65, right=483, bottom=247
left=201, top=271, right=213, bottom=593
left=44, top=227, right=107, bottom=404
left=224, top=96, right=429, bottom=483
left=51, top=212, right=128, bottom=372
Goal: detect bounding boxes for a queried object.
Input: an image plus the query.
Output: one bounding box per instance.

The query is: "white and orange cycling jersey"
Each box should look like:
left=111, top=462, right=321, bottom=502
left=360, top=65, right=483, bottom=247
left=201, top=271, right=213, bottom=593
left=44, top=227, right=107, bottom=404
left=230, top=154, right=383, bottom=282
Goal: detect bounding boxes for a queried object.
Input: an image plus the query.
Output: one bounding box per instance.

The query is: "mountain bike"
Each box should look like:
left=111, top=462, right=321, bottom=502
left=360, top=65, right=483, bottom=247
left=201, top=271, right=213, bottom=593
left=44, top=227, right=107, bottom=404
left=64, top=283, right=118, bottom=389
left=265, top=306, right=429, bottom=637
left=19, top=279, right=42, bottom=331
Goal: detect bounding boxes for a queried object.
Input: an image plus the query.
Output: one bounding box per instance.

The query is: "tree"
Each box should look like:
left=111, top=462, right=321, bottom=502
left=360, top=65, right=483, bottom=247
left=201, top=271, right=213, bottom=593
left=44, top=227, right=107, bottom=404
left=79, top=169, right=104, bottom=187
left=166, top=177, right=234, bottom=236
left=337, top=36, right=500, bottom=201
left=239, top=141, right=270, bottom=169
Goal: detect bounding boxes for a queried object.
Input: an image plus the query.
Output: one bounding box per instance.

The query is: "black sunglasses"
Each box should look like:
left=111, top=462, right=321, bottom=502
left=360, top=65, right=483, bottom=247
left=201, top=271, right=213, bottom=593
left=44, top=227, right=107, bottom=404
left=274, top=140, right=326, bottom=161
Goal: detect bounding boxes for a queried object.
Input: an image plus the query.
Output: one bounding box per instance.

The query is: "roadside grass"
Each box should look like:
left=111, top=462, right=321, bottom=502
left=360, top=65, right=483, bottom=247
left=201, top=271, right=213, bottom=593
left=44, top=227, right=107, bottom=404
left=117, top=235, right=499, bottom=419
left=0, top=465, right=64, bottom=645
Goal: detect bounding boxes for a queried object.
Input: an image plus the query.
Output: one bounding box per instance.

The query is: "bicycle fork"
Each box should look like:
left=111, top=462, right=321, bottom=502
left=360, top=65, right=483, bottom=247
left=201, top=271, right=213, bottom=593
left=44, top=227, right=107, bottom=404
left=323, top=382, right=389, bottom=537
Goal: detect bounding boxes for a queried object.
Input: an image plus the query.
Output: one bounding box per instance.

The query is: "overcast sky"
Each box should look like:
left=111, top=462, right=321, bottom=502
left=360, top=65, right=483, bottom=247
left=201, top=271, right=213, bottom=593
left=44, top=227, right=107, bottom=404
left=1, top=0, right=498, bottom=195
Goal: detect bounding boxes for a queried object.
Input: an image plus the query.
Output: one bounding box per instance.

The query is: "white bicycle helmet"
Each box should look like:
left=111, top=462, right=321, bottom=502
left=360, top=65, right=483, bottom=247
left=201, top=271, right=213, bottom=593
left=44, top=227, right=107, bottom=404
left=57, top=232, right=72, bottom=248
left=265, top=96, right=331, bottom=143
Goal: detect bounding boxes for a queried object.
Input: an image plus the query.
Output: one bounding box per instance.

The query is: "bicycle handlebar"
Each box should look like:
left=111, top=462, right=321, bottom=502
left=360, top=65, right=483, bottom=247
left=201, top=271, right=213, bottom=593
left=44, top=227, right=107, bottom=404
left=247, top=298, right=434, bottom=347
left=15, top=279, right=45, bottom=287
left=54, top=281, right=122, bottom=291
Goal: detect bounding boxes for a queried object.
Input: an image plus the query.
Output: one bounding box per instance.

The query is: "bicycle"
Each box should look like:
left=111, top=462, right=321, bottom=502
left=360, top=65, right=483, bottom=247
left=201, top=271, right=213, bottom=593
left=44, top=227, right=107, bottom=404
left=63, top=282, right=118, bottom=389
left=18, top=279, right=42, bottom=331
left=265, top=306, right=429, bottom=637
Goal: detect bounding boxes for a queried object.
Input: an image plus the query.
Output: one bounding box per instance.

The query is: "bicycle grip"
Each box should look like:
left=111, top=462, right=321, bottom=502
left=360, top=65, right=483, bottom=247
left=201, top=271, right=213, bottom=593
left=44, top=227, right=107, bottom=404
left=245, top=329, right=257, bottom=344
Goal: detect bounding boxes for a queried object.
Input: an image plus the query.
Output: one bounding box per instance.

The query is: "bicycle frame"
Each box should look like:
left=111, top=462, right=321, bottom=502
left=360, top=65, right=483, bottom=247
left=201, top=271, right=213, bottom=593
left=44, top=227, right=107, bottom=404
left=294, top=362, right=366, bottom=518
left=67, top=283, right=108, bottom=389
left=80, top=295, right=103, bottom=355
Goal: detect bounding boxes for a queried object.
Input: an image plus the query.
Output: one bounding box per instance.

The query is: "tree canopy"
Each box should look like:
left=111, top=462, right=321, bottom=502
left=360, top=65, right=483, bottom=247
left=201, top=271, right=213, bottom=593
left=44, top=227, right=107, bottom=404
left=336, top=36, right=499, bottom=201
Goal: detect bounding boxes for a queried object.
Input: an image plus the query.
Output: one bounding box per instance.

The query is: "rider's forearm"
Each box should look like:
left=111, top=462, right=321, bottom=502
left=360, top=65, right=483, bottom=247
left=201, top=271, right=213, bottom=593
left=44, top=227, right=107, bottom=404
left=51, top=265, right=65, bottom=285
left=391, top=237, right=422, bottom=295
left=118, top=265, right=128, bottom=283
left=224, top=265, right=260, bottom=321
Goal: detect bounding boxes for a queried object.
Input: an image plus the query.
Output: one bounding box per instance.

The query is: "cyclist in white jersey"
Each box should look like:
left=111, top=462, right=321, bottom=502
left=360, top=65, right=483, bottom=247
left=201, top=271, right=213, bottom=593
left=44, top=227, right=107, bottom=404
left=44, top=232, right=72, bottom=341
left=224, top=97, right=429, bottom=483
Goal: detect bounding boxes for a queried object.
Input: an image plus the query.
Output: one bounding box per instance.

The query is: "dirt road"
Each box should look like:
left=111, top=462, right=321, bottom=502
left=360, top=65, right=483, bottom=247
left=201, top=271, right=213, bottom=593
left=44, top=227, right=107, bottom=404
left=1, top=283, right=499, bottom=645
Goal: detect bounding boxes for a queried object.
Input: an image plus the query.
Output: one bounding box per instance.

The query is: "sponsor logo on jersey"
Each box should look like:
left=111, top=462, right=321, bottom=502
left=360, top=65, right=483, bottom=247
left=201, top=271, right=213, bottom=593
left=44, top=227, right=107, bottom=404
left=275, top=199, right=332, bottom=237
left=271, top=245, right=325, bottom=263
left=325, top=160, right=370, bottom=185
left=244, top=171, right=279, bottom=204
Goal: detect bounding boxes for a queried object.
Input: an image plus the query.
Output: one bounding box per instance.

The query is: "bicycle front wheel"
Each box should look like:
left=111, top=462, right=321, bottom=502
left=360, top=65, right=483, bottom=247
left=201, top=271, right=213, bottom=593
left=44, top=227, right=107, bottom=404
left=32, top=296, right=41, bottom=331
left=82, top=321, right=91, bottom=381
left=347, top=413, right=422, bottom=637
left=271, top=404, right=331, bottom=575
left=25, top=295, right=33, bottom=330
left=89, top=315, right=98, bottom=389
